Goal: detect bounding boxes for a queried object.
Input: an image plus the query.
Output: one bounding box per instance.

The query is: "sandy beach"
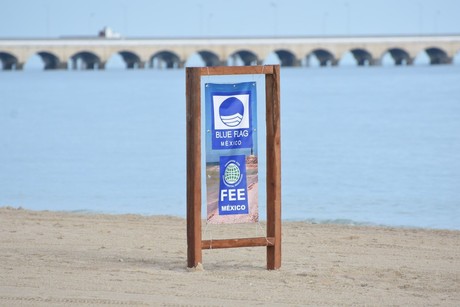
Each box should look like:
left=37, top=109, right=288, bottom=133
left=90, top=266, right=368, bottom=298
left=0, top=207, right=458, bottom=306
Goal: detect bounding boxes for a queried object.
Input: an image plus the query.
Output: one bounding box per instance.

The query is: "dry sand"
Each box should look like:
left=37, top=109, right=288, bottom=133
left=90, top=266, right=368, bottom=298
left=0, top=207, right=459, bottom=306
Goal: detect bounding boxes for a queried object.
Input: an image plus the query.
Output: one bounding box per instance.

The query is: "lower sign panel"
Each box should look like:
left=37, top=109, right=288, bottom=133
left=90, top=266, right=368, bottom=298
left=206, top=155, right=258, bottom=224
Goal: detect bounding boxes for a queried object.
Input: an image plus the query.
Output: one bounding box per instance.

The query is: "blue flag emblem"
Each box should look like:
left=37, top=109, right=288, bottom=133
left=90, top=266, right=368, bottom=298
left=211, top=92, right=253, bottom=150
left=219, top=97, right=245, bottom=128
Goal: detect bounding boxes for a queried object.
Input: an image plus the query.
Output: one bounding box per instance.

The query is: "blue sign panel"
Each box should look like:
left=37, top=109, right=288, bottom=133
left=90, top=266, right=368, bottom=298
left=218, top=155, right=249, bottom=215
left=205, top=82, right=258, bottom=224
left=207, top=82, right=256, bottom=150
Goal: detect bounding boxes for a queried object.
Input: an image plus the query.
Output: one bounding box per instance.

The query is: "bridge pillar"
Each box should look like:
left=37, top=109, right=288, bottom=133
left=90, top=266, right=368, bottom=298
left=126, top=60, right=146, bottom=69
left=370, top=59, right=381, bottom=66
left=2, top=61, right=23, bottom=70
left=430, top=57, right=452, bottom=65
left=57, top=62, right=68, bottom=70
left=440, top=57, right=454, bottom=64
left=357, top=59, right=366, bottom=66
left=393, top=58, right=414, bottom=66
left=315, top=55, right=334, bottom=67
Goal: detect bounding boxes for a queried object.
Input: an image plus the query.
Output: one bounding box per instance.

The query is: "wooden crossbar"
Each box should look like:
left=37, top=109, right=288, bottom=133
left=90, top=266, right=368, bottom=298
left=195, top=65, right=274, bottom=76
left=202, top=237, right=275, bottom=250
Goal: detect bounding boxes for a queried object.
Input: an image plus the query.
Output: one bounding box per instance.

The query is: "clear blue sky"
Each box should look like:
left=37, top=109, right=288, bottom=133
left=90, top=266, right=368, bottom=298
left=1, top=0, right=459, bottom=38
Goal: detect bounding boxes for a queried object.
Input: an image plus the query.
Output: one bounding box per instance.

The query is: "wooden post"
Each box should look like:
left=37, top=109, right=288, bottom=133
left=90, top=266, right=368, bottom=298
left=265, top=65, right=282, bottom=270
left=186, top=65, right=281, bottom=270
left=186, top=67, right=202, bottom=268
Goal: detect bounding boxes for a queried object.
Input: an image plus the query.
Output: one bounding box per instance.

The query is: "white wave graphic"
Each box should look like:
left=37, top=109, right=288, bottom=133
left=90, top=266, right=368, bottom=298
left=221, top=113, right=243, bottom=127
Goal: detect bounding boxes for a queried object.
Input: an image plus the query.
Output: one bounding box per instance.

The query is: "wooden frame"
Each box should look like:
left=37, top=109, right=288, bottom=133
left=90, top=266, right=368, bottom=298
left=186, top=65, right=281, bottom=270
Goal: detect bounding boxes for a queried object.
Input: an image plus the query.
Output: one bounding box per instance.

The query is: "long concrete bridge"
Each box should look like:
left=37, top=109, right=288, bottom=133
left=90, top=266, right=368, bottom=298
left=1, top=35, right=459, bottom=70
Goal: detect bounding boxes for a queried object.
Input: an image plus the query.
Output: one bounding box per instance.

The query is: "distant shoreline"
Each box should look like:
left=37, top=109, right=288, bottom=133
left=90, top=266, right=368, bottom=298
left=1, top=205, right=458, bottom=231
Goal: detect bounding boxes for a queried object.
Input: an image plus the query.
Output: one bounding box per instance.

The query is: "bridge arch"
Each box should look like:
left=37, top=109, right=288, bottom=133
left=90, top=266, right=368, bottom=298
left=70, top=50, right=103, bottom=70
left=117, top=50, right=142, bottom=69
left=273, top=49, right=298, bottom=67
left=0, top=51, right=20, bottom=70
left=196, top=50, right=221, bottom=67
left=425, top=47, right=451, bottom=64
left=379, top=48, right=413, bottom=66
left=228, top=49, right=259, bottom=66
left=348, top=48, right=374, bottom=66
left=150, top=50, right=181, bottom=68
left=306, top=48, right=337, bottom=67
left=36, top=51, right=64, bottom=69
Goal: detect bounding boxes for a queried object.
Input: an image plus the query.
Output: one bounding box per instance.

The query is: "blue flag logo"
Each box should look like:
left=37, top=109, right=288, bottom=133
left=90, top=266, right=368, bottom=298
left=219, top=97, right=245, bottom=128
left=211, top=93, right=252, bottom=150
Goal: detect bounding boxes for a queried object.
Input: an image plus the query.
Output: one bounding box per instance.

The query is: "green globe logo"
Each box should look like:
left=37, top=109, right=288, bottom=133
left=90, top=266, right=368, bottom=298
left=224, top=162, right=241, bottom=185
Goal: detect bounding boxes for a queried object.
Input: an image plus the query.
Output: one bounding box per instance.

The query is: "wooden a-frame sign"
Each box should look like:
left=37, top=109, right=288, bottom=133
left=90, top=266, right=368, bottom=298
left=186, top=65, right=281, bottom=270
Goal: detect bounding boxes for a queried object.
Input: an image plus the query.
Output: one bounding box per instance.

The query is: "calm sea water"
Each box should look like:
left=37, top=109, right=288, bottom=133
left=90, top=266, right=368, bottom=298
left=1, top=65, right=459, bottom=230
